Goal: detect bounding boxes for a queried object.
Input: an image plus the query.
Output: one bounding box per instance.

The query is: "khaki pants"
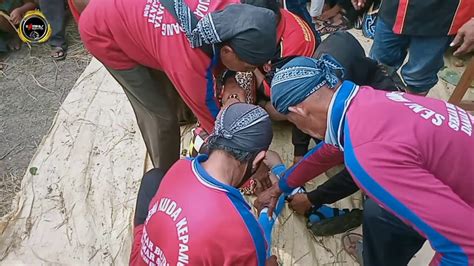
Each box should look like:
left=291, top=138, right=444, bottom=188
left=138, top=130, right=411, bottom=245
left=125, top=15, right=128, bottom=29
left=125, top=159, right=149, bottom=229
left=106, top=65, right=180, bottom=172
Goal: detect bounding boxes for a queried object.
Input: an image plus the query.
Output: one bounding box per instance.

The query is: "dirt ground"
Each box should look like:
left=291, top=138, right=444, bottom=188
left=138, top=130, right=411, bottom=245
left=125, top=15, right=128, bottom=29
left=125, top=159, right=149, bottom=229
left=0, top=19, right=91, bottom=216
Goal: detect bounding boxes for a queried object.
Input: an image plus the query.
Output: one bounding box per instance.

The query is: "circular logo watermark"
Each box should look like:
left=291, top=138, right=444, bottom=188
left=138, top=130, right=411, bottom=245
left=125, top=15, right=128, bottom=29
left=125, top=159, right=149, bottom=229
left=18, top=10, right=51, bottom=43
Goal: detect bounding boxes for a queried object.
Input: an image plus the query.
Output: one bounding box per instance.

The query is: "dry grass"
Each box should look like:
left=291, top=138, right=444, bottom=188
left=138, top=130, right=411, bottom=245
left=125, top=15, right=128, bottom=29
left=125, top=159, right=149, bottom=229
left=0, top=173, right=21, bottom=216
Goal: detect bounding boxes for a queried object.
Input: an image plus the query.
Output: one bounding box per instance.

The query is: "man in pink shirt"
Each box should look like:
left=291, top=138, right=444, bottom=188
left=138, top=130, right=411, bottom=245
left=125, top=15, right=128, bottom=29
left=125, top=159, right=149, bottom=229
left=256, top=55, right=474, bottom=265
left=79, top=0, right=277, bottom=171
left=130, top=102, right=277, bottom=265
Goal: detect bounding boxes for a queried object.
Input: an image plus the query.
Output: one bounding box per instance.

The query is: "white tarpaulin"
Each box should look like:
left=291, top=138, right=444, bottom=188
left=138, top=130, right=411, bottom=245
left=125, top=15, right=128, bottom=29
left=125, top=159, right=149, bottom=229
left=2, top=29, right=457, bottom=264
left=0, top=58, right=364, bottom=265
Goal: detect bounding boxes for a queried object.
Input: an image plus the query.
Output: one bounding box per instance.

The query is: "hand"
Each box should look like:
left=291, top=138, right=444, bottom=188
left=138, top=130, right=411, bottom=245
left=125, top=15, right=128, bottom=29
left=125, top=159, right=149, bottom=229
left=451, top=18, right=474, bottom=56
left=9, top=8, right=24, bottom=25
left=254, top=183, right=282, bottom=217
left=287, top=193, right=312, bottom=215
left=351, top=0, right=366, bottom=10
left=263, top=150, right=283, bottom=169
left=265, top=255, right=279, bottom=266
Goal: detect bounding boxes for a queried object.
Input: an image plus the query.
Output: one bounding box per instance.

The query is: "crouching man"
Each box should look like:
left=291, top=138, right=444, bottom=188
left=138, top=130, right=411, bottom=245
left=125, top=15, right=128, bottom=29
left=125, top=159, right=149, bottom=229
left=257, top=56, right=474, bottom=265
left=131, top=102, right=278, bottom=266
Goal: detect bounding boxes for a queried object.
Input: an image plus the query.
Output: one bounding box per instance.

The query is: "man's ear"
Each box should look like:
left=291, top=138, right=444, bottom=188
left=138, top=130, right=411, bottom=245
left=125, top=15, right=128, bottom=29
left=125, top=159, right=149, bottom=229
left=288, top=104, right=307, bottom=117
left=252, top=150, right=266, bottom=170
left=220, top=45, right=234, bottom=55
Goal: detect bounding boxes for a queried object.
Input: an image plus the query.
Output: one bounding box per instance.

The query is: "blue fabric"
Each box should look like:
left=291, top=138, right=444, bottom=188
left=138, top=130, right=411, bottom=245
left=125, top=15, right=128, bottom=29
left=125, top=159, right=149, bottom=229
left=308, top=205, right=347, bottom=224
left=271, top=55, right=345, bottom=114
left=325, top=81, right=358, bottom=148
left=39, top=0, right=67, bottom=49
left=258, top=193, right=286, bottom=258
left=370, top=18, right=452, bottom=93
left=343, top=122, right=469, bottom=266
left=278, top=141, right=326, bottom=193
left=205, top=52, right=220, bottom=119
left=271, top=163, right=286, bottom=177
left=193, top=155, right=267, bottom=265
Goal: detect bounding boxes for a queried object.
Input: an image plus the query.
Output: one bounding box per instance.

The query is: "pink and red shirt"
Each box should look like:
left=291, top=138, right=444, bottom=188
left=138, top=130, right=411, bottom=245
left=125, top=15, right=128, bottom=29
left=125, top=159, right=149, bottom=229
left=130, top=156, right=267, bottom=265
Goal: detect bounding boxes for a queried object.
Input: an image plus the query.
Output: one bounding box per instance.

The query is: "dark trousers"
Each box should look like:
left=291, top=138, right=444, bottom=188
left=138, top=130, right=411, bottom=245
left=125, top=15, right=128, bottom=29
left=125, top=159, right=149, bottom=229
left=39, top=0, right=67, bottom=49
left=363, top=199, right=426, bottom=266
left=134, top=168, right=165, bottom=226
left=106, top=66, right=180, bottom=172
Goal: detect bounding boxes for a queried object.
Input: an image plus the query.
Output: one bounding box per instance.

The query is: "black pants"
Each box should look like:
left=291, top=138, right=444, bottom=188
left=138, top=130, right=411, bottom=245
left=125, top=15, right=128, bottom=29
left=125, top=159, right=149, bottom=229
left=363, top=199, right=426, bottom=266
left=134, top=168, right=165, bottom=226
left=106, top=66, right=181, bottom=172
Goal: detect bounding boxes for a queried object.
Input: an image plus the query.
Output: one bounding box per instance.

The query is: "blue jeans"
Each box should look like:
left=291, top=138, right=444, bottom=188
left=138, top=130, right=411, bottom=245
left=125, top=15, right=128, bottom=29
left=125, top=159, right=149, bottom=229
left=370, top=19, right=452, bottom=93
left=39, top=0, right=67, bottom=49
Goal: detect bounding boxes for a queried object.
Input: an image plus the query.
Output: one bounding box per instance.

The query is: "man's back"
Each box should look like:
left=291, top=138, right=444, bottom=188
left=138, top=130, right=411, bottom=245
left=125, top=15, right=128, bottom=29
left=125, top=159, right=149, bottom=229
left=346, top=87, right=473, bottom=204
left=79, top=0, right=238, bottom=70
left=379, top=0, right=472, bottom=36
left=344, top=86, right=474, bottom=264
left=131, top=156, right=266, bottom=266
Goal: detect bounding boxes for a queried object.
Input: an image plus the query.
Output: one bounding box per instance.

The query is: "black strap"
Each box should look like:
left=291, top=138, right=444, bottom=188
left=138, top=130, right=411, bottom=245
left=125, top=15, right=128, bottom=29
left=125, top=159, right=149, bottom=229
left=159, top=0, right=214, bottom=57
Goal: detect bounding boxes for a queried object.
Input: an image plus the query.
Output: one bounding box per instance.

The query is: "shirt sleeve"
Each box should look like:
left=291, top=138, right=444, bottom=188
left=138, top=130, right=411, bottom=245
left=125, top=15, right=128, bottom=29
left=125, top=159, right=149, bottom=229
left=306, top=168, right=359, bottom=208
left=278, top=142, right=344, bottom=193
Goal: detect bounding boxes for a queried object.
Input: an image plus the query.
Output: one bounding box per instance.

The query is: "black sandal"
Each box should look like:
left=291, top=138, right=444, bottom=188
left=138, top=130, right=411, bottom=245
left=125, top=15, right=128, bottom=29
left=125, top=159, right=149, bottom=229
left=51, top=46, right=67, bottom=61
left=307, top=207, right=363, bottom=236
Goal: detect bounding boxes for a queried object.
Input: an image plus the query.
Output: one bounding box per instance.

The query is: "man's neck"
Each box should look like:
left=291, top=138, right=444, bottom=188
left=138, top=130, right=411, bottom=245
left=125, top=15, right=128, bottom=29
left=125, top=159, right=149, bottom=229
left=201, top=151, right=243, bottom=187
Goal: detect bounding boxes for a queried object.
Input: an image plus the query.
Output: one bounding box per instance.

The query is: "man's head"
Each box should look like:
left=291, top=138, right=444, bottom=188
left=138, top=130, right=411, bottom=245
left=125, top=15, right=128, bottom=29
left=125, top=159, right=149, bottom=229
left=192, top=4, right=277, bottom=72
left=270, top=55, right=344, bottom=139
left=207, top=103, right=273, bottom=187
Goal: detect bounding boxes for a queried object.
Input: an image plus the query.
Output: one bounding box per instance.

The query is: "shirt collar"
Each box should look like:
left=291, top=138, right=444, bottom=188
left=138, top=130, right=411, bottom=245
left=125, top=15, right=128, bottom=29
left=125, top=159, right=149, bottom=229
left=191, top=155, right=251, bottom=209
left=324, top=81, right=359, bottom=150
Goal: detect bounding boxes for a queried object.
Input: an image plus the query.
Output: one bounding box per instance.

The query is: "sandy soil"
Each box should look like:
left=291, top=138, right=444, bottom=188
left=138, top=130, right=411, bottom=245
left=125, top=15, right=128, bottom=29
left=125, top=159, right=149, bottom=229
left=0, top=19, right=91, bottom=216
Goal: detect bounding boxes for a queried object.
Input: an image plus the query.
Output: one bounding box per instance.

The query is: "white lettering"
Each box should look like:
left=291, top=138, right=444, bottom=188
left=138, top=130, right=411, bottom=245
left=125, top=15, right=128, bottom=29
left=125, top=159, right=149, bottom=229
left=170, top=208, right=182, bottom=222
left=386, top=92, right=410, bottom=102
left=165, top=201, right=177, bottom=216
left=148, top=12, right=156, bottom=23
left=458, top=108, right=472, bottom=136
left=179, top=234, right=189, bottom=244
left=193, top=0, right=211, bottom=18
left=404, top=103, right=426, bottom=113
left=176, top=217, right=187, bottom=230
left=159, top=198, right=170, bottom=212
left=178, top=244, right=189, bottom=263
left=149, top=252, right=156, bottom=262
left=146, top=197, right=189, bottom=265
left=420, top=110, right=435, bottom=120
left=176, top=217, right=189, bottom=264
left=446, top=103, right=460, bottom=131
left=432, top=114, right=445, bottom=126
